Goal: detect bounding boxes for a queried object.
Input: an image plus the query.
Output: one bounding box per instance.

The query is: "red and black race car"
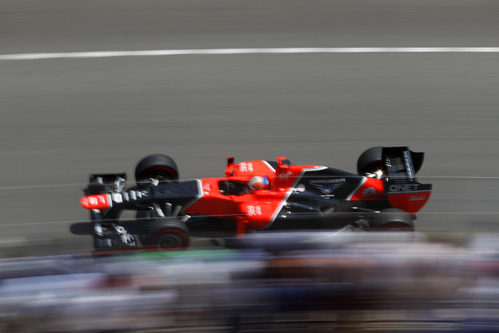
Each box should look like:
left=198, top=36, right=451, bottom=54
left=74, top=146, right=431, bottom=249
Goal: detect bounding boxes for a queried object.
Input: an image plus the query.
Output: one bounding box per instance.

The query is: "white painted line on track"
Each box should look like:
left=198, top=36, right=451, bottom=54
left=1, top=47, right=499, bottom=61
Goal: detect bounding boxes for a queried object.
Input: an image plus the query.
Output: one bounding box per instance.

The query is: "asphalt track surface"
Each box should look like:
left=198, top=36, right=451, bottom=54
left=1, top=0, right=499, bottom=252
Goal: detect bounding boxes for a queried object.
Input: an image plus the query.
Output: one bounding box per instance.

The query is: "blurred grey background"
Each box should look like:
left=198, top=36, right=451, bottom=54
left=1, top=0, right=499, bottom=250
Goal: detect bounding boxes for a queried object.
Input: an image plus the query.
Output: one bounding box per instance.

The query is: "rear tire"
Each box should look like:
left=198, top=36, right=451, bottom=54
left=357, top=146, right=383, bottom=175
left=135, top=154, right=179, bottom=185
left=369, top=208, right=414, bottom=231
left=379, top=222, right=413, bottom=231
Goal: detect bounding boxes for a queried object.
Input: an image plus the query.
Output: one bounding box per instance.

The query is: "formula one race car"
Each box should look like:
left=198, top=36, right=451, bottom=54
left=73, top=146, right=432, bottom=250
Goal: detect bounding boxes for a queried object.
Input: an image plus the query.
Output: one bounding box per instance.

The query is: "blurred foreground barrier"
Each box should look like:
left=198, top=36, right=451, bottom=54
left=0, top=232, right=499, bottom=332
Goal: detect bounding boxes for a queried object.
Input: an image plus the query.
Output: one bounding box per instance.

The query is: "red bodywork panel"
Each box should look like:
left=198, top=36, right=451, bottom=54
left=80, top=194, right=111, bottom=210
left=350, top=177, right=431, bottom=215
left=387, top=191, right=432, bottom=214
left=185, top=160, right=321, bottom=231
left=349, top=177, right=385, bottom=201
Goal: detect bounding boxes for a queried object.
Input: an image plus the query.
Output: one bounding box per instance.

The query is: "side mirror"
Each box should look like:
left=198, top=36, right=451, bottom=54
left=225, top=156, right=235, bottom=177
left=276, top=156, right=290, bottom=171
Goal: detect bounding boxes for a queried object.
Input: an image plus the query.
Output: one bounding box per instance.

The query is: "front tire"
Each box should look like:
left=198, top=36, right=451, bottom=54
left=155, top=231, right=188, bottom=249
left=148, top=218, right=190, bottom=249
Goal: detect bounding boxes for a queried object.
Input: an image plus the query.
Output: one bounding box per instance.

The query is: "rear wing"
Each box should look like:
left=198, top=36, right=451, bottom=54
left=381, top=147, right=424, bottom=181
left=382, top=147, right=432, bottom=214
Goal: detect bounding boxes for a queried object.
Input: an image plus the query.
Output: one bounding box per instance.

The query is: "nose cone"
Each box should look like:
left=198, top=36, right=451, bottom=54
left=80, top=194, right=111, bottom=210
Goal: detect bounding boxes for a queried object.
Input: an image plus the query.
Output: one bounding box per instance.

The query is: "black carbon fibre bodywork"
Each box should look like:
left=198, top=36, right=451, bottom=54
left=269, top=168, right=387, bottom=230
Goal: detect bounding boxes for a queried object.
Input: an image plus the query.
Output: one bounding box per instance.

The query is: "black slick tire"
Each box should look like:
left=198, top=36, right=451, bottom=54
left=369, top=208, right=414, bottom=231
left=135, top=154, right=179, bottom=185
left=357, top=146, right=383, bottom=175
left=148, top=218, right=190, bottom=249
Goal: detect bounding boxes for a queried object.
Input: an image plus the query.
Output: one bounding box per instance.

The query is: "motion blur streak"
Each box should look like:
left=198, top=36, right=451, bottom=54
left=2, top=47, right=499, bottom=61
left=1, top=233, right=499, bottom=332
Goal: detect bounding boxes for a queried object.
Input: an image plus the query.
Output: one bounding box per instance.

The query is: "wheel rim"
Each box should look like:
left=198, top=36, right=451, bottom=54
left=149, top=172, right=170, bottom=181
left=144, top=167, right=177, bottom=181
left=157, top=233, right=183, bottom=248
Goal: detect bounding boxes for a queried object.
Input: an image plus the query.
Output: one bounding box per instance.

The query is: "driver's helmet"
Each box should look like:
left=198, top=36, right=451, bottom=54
left=248, top=176, right=270, bottom=191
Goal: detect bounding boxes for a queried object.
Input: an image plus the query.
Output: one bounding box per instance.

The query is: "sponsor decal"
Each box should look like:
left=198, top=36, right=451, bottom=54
left=310, top=178, right=346, bottom=195
left=403, top=150, right=415, bottom=179
left=362, top=187, right=378, bottom=197
left=247, top=205, right=262, bottom=216
left=388, top=184, right=420, bottom=192
left=112, top=193, right=123, bottom=203
left=130, top=190, right=137, bottom=200
left=240, top=162, right=254, bottom=172
left=80, top=194, right=110, bottom=210
left=410, top=195, right=427, bottom=201
left=110, top=190, right=149, bottom=203
left=135, top=190, right=148, bottom=199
